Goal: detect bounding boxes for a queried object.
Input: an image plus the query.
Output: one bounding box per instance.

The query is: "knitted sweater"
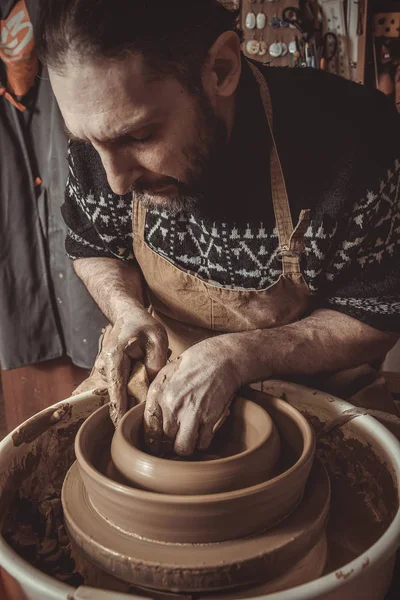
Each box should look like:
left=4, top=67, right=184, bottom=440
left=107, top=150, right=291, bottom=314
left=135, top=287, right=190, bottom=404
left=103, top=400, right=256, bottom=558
left=62, top=59, right=400, bottom=332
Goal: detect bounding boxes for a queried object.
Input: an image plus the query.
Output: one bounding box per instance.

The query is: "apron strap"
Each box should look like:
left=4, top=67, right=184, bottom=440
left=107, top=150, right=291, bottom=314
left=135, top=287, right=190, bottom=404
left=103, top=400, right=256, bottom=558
left=132, top=193, right=145, bottom=240
left=280, top=208, right=311, bottom=275
left=247, top=62, right=306, bottom=277
left=134, top=62, right=308, bottom=278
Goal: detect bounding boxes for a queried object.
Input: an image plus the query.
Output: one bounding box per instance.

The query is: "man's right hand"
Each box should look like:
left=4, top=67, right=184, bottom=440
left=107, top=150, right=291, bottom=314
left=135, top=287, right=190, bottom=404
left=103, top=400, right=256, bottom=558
left=71, top=258, right=169, bottom=424
left=74, top=311, right=169, bottom=426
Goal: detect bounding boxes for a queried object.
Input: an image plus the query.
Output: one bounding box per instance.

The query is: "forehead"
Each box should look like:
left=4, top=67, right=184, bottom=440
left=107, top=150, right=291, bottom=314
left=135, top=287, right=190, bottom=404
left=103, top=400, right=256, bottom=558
left=49, top=55, right=182, bottom=136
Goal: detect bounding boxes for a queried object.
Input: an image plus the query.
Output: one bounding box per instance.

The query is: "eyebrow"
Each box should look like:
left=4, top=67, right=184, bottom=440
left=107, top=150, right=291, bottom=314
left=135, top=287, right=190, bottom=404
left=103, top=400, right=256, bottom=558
left=63, top=114, right=157, bottom=144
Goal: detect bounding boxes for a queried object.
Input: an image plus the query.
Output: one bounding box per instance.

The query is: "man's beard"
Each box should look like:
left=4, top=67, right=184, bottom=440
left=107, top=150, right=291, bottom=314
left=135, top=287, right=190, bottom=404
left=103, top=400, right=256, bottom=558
left=133, top=93, right=228, bottom=216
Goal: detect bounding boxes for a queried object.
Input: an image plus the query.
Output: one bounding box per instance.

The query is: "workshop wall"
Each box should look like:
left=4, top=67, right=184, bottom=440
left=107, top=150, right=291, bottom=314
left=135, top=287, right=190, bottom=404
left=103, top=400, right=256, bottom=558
left=240, top=0, right=400, bottom=113
left=240, top=0, right=400, bottom=376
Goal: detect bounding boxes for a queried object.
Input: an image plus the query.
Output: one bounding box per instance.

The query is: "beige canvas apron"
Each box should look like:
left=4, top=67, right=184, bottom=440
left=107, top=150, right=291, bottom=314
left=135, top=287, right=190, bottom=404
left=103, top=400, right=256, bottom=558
left=132, top=62, right=396, bottom=414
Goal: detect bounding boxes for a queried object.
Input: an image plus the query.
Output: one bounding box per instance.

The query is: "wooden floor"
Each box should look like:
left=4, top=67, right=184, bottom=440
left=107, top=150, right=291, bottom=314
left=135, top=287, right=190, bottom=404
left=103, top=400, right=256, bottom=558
left=1, top=357, right=89, bottom=434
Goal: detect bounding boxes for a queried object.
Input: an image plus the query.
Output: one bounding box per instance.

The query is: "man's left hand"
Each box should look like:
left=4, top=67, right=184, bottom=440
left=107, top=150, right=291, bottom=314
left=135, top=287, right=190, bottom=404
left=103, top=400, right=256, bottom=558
left=144, top=337, right=242, bottom=456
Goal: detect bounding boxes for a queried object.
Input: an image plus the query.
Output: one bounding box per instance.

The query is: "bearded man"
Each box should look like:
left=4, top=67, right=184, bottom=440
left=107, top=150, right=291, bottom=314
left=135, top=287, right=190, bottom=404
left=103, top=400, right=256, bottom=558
left=36, top=0, right=400, bottom=455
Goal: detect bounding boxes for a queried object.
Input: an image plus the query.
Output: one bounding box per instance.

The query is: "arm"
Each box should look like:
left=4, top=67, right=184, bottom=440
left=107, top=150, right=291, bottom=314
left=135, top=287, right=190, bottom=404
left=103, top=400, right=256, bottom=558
left=73, top=257, right=168, bottom=423
left=144, top=309, right=398, bottom=456
left=218, top=309, right=398, bottom=385
left=73, top=257, right=146, bottom=323
left=63, top=141, right=168, bottom=422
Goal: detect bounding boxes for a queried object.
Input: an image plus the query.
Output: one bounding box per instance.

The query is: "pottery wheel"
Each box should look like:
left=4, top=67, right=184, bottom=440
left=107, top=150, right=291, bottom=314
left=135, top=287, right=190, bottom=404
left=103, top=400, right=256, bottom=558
left=63, top=458, right=330, bottom=592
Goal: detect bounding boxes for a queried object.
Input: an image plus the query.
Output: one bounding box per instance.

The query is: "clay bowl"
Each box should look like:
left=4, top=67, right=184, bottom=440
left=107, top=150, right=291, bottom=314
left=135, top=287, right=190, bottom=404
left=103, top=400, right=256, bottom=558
left=73, top=396, right=315, bottom=544
left=63, top=459, right=330, bottom=592
left=110, top=397, right=281, bottom=495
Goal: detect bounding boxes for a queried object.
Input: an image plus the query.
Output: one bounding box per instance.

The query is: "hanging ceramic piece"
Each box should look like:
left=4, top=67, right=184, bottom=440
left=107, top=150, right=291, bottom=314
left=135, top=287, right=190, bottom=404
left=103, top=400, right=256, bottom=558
left=246, top=39, right=260, bottom=55
left=269, top=42, right=283, bottom=58
left=281, top=42, right=288, bottom=57
left=257, top=11, right=266, bottom=29
left=259, top=40, right=268, bottom=56
left=246, top=12, right=256, bottom=30
left=288, top=40, right=298, bottom=54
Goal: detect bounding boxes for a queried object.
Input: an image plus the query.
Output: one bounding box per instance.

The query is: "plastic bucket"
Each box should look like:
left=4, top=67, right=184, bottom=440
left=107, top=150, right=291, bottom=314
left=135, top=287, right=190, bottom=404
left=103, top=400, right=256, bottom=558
left=0, top=381, right=399, bottom=600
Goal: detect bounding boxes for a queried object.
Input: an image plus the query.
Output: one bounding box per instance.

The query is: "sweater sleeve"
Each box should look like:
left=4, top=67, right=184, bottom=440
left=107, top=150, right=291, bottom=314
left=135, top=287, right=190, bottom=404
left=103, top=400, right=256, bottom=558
left=61, top=141, right=134, bottom=261
left=319, top=156, right=400, bottom=332
left=306, top=84, right=400, bottom=333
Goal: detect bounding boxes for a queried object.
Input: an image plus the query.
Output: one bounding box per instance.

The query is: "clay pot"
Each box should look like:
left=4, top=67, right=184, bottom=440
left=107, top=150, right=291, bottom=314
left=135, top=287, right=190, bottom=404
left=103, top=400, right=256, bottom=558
left=111, top=397, right=281, bottom=495
left=63, top=458, right=330, bottom=592
left=71, top=396, right=315, bottom=544
left=3, top=386, right=400, bottom=600
left=206, top=533, right=328, bottom=599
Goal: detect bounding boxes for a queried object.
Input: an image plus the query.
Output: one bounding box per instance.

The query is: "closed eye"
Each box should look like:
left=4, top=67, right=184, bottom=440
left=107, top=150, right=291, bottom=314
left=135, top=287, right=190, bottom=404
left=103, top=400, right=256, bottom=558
left=116, top=133, right=153, bottom=146
left=131, top=134, right=152, bottom=144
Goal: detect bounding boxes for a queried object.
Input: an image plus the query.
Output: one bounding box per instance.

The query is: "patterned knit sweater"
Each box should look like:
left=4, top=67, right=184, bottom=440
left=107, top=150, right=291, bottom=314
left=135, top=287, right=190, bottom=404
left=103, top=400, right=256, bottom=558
left=62, top=59, right=400, bottom=332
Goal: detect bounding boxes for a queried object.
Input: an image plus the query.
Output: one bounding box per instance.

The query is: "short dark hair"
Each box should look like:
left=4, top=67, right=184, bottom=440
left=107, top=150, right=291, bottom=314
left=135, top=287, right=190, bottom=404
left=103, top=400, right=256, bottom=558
left=36, top=0, right=241, bottom=94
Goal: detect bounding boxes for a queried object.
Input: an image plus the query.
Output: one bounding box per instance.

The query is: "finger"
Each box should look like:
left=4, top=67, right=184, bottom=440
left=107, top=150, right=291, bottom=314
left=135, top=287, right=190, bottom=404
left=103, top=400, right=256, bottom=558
left=96, top=357, right=107, bottom=378
left=174, top=415, right=200, bottom=457
left=144, top=328, right=169, bottom=380
left=92, top=326, right=112, bottom=376
left=103, top=349, right=131, bottom=427
left=212, top=405, right=231, bottom=434
left=158, top=404, right=180, bottom=456
left=144, top=382, right=164, bottom=455
left=124, top=335, right=145, bottom=361
left=196, top=422, right=214, bottom=452
left=162, top=404, right=180, bottom=442
left=144, top=403, right=163, bottom=455
left=127, top=362, right=149, bottom=404
left=197, top=403, right=231, bottom=451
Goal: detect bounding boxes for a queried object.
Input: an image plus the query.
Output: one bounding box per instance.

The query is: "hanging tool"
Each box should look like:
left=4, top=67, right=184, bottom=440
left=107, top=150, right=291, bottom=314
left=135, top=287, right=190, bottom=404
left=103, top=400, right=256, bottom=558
left=319, top=32, right=338, bottom=71
left=281, top=6, right=313, bottom=40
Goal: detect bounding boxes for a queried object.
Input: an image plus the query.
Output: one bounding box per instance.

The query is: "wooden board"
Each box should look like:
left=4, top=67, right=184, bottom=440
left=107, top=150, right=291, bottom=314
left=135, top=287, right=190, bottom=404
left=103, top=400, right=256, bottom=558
left=373, top=12, right=400, bottom=38
left=241, top=0, right=301, bottom=66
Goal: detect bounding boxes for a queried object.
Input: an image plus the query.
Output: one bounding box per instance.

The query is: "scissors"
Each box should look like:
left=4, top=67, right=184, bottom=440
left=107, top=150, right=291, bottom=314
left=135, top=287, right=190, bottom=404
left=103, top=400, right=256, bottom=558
left=319, top=32, right=338, bottom=70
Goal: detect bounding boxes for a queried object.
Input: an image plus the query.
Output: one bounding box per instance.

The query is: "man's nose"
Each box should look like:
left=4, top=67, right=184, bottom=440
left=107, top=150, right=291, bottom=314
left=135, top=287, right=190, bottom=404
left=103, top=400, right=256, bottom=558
left=97, top=148, right=144, bottom=196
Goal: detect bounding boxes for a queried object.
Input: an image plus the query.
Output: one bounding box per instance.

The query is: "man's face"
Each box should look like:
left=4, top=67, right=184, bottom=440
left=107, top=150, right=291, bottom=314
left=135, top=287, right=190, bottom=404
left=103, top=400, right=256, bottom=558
left=50, top=55, right=228, bottom=214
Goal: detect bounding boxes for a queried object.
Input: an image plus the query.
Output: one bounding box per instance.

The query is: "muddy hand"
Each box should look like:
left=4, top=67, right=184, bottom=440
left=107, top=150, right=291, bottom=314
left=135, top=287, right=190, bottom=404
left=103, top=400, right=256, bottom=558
left=101, top=312, right=168, bottom=426
left=144, top=338, right=241, bottom=456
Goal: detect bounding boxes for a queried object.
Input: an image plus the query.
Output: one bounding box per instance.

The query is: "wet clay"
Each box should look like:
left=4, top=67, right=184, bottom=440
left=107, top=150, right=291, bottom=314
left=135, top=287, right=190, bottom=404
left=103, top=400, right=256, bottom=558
left=304, top=413, right=399, bottom=572
left=0, top=404, right=82, bottom=526
left=63, top=459, right=330, bottom=592
left=70, top=397, right=315, bottom=544
left=111, top=398, right=281, bottom=495
left=11, top=403, right=73, bottom=447
left=2, top=394, right=399, bottom=597
left=60, top=397, right=326, bottom=591
left=0, top=401, right=106, bottom=587
left=205, top=534, right=328, bottom=599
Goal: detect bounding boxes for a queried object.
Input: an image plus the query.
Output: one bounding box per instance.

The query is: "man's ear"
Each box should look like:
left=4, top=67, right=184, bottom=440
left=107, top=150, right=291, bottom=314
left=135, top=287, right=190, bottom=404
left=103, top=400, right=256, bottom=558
left=203, top=31, right=242, bottom=99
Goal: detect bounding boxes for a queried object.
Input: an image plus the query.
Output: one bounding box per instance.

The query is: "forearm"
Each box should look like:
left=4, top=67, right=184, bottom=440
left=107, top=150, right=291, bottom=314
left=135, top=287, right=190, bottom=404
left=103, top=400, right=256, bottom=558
left=217, top=309, right=398, bottom=385
left=73, top=257, right=146, bottom=324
